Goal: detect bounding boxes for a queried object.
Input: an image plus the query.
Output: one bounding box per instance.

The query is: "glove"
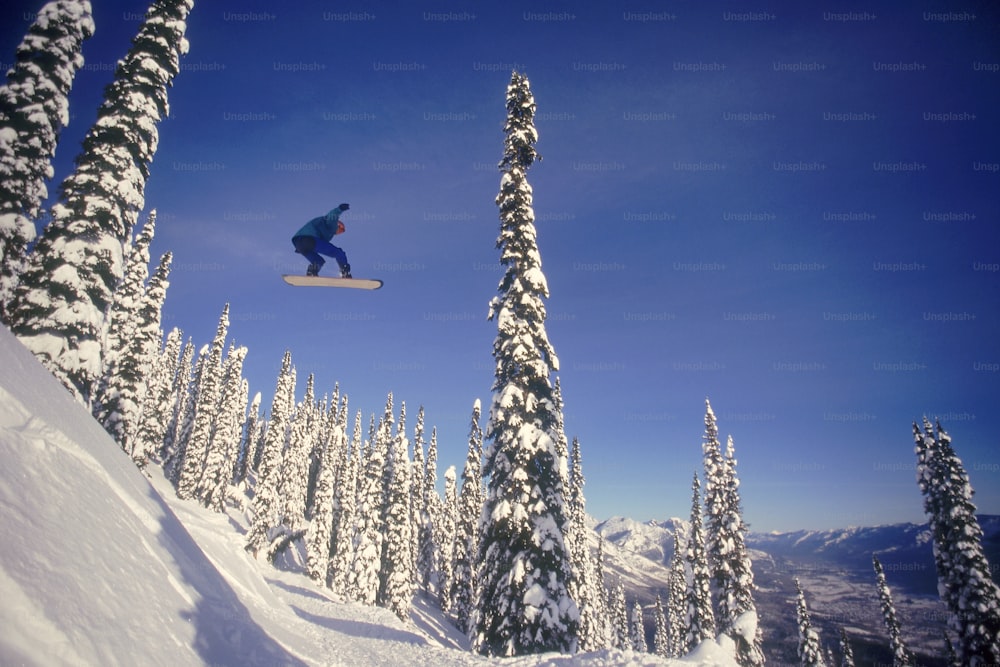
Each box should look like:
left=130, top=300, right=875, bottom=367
left=339, top=203, right=350, bottom=211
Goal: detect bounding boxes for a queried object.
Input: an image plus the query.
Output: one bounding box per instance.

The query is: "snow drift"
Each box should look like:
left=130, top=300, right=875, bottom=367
left=0, top=324, right=303, bottom=666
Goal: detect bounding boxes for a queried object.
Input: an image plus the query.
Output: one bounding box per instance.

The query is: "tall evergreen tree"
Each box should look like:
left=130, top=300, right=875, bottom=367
left=568, top=436, right=605, bottom=651
left=198, top=344, right=247, bottom=513
left=872, top=555, right=913, bottom=667
left=653, top=594, right=670, bottom=657
left=347, top=398, right=390, bottom=606
left=0, top=0, right=94, bottom=322
left=685, top=473, right=716, bottom=653
left=594, top=537, right=612, bottom=649
left=233, top=391, right=262, bottom=484
left=133, top=325, right=182, bottom=468
left=667, top=530, right=688, bottom=658
left=838, top=628, right=855, bottom=667
left=248, top=409, right=268, bottom=475
left=304, top=388, right=333, bottom=522
left=161, top=336, right=195, bottom=480
left=306, top=408, right=345, bottom=586
left=325, top=396, right=350, bottom=579
left=246, top=350, right=295, bottom=558
left=176, top=305, right=229, bottom=501
left=9, top=0, right=193, bottom=400
left=474, top=70, right=578, bottom=658
left=328, top=409, right=362, bottom=596
left=452, top=399, right=483, bottom=634
left=610, top=581, right=629, bottom=650
left=99, top=214, right=156, bottom=379
left=167, top=345, right=201, bottom=484
left=380, top=402, right=414, bottom=620
left=630, top=599, right=648, bottom=652
left=91, top=213, right=156, bottom=443
left=795, top=578, right=827, bottom=667
left=279, top=374, right=316, bottom=533
left=124, top=249, right=172, bottom=462
left=913, top=419, right=1000, bottom=666
left=703, top=400, right=765, bottom=666
left=415, top=408, right=440, bottom=597
left=944, top=632, right=960, bottom=667
left=439, top=464, right=457, bottom=614
left=409, top=407, right=425, bottom=591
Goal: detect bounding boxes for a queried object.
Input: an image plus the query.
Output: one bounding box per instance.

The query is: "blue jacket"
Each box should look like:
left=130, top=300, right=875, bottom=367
left=294, top=206, right=346, bottom=241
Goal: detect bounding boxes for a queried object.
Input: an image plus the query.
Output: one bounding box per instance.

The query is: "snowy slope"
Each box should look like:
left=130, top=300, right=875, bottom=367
left=0, top=325, right=307, bottom=666
left=0, top=325, right=738, bottom=666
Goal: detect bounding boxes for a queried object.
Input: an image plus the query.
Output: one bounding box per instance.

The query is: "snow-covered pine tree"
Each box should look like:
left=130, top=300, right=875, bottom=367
left=549, top=378, right=572, bottom=529
left=167, top=344, right=203, bottom=484
left=92, top=212, right=157, bottom=444
left=610, top=581, right=629, bottom=650
left=838, top=628, right=855, bottom=667
left=703, top=400, right=765, bottom=666
left=594, top=537, right=612, bottom=648
left=124, top=250, right=172, bottom=463
left=161, top=336, right=195, bottom=480
left=324, top=397, right=350, bottom=579
left=419, top=424, right=443, bottom=598
left=249, top=411, right=268, bottom=475
left=703, top=398, right=727, bottom=522
left=795, top=578, right=827, bottom=667
left=9, top=0, right=193, bottom=401
left=328, top=409, right=362, bottom=596
left=568, top=436, right=605, bottom=651
left=233, top=391, right=262, bottom=484
left=99, top=213, right=156, bottom=373
left=347, top=399, right=390, bottom=606
left=246, top=350, right=295, bottom=558
left=198, top=344, right=248, bottom=513
left=913, top=419, right=1000, bottom=666
left=667, top=529, right=688, bottom=658
left=474, top=70, right=578, bottom=658
left=133, top=325, right=182, bottom=468
left=0, top=0, right=94, bottom=323
left=380, top=402, right=414, bottom=620
left=654, top=594, right=670, bottom=657
left=439, top=463, right=458, bottom=614
left=452, top=399, right=483, bottom=634
left=872, top=555, right=913, bottom=667
left=306, top=405, right=345, bottom=586
left=944, top=632, right=960, bottom=667
left=234, top=380, right=249, bottom=482
left=409, top=407, right=425, bottom=591
left=631, top=599, right=648, bottom=652
left=176, top=305, right=229, bottom=501
left=305, top=387, right=335, bottom=522
left=685, top=472, right=716, bottom=654
left=278, top=374, right=316, bottom=534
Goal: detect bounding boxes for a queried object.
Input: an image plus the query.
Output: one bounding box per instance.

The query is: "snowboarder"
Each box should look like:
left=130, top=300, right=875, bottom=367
left=291, top=203, right=352, bottom=277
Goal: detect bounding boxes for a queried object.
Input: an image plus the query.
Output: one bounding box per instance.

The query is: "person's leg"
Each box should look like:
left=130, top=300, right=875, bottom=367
left=292, top=236, right=325, bottom=272
left=314, top=238, right=349, bottom=273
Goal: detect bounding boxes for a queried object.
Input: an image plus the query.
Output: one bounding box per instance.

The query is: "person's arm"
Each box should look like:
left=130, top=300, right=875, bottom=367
left=326, top=203, right=350, bottom=222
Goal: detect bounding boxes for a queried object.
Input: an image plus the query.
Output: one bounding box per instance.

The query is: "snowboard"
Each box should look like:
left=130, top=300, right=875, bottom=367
left=282, top=275, right=383, bottom=290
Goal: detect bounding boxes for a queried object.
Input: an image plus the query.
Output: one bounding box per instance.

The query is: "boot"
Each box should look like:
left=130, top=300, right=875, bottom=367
left=306, top=262, right=321, bottom=276
left=340, top=263, right=352, bottom=279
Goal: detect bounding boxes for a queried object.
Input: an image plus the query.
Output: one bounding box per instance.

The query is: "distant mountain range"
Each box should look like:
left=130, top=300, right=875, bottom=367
left=593, top=514, right=1000, bottom=666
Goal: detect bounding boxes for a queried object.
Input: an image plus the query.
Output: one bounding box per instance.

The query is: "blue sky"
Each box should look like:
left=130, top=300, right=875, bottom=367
left=4, top=1, right=999, bottom=531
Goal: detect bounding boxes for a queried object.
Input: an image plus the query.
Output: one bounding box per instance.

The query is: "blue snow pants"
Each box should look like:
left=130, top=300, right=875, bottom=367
left=292, top=235, right=348, bottom=270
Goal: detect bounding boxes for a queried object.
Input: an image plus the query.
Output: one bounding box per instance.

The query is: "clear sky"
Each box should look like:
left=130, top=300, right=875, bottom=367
left=3, top=1, right=999, bottom=532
